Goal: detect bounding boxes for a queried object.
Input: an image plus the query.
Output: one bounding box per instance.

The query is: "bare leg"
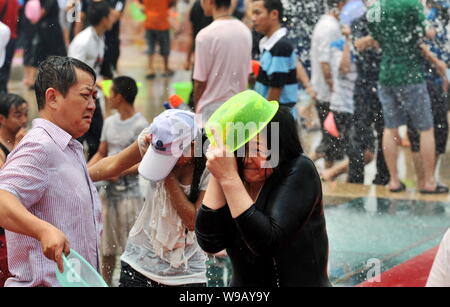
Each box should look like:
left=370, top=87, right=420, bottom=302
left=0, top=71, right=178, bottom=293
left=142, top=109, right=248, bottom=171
left=321, top=159, right=349, bottom=181
left=383, top=128, right=402, bottom=190
left=420, top=128, right=437, bottom=191
left=101, top=254, right=116, bottom=286
left=147, top=55, right=155, bottom=77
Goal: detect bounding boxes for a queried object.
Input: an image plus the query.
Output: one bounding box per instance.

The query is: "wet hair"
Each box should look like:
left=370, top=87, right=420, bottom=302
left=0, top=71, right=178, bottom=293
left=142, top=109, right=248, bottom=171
left=87, top=0, right=111, bottom=27
left=187, top=133, right=207, bottom=204
left=35, top=56, right=96, bottom=111
left=214, top=0, right=232, bottom=9
left=254, top=0, right=284, bottom=22
left=0, top=94, right=27, bottom=118
left=236, top=105, right=304, bottom=182
left=112, top=76, right=138, bottom=105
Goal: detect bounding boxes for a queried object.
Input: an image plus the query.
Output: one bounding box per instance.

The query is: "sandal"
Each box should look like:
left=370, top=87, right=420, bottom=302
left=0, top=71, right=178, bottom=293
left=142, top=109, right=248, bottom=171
left=145, top=73, right=156, bottom=79
left=389, top=182, right=406, bottom=193
left=420, top=183, right=449, bottom=194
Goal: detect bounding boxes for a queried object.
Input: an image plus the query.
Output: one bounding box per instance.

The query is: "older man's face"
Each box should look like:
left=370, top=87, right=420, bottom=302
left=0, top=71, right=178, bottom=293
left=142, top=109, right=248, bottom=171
left=58, top=68, right=96, bottom=139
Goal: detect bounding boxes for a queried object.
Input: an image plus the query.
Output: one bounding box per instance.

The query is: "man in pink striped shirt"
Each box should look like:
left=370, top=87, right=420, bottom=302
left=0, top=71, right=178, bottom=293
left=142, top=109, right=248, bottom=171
left=0, top=56, right=102, bottom=287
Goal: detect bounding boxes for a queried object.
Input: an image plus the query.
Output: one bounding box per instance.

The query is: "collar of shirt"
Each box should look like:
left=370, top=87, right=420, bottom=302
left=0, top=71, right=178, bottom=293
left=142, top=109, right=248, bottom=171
left=32, top=118, right=75, bottom=151
left=259, top=27, right=288, bottom=54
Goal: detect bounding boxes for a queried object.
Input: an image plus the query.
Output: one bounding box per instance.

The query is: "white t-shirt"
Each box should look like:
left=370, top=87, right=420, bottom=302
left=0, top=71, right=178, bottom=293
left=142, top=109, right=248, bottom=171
left=68, top=26, right=105, bottom=75
left=100, top=112, right=149, bottom=157
left=193, top=18, right=252, bottom=126
left=0, top=21, right=10, bottom=68
left=329, top=38, right=357, bottom=114
left=120, top=170, right=210, bottom=286
left=427, top=228, right=450, bottom=287
left=310, top=15, right=342, bottom=102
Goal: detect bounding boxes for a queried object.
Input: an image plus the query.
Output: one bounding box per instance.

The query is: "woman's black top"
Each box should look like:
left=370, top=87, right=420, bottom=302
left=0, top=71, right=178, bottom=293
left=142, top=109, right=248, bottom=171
left=195, top=155, right=331, bottom=287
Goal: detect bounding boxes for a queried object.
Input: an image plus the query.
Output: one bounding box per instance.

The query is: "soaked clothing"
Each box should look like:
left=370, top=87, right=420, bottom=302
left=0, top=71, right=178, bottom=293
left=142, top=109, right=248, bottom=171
left=407, top=81, right=448, bottom=154
left=350, top=15, right=388, bottom=185
left=120, top=171, right=209, bottom=286
left=34, top=0, right=66, bottom=65
left=368, top=0, right=426, bottom=86
left=378, top=82, right=433, bottom=131
left=255, top=28, right=298, bottom=105
left=196, top=155, right=331, bottom=287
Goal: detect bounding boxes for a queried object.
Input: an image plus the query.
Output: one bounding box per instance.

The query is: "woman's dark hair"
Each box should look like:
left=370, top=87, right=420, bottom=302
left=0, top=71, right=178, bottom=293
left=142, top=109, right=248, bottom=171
left=236, top=105, right=303, bottom=182
left=35, top=56, right=96, bottom=111
left=112, top=76, right=138, bottom=105
left=87, top=0, right=112, bottom=27
left=0, top=94, right=27, bottom=118
left=188, top=133, right=208, bottom=203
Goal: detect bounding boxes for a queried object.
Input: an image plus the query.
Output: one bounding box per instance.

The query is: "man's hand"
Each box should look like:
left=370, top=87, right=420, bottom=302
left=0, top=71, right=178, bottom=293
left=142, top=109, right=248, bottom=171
left=38, top=225, right=70, bottom=273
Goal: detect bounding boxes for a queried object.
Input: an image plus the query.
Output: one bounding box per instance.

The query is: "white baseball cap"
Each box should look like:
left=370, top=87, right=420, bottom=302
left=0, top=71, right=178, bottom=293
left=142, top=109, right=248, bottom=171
left=138, top=109, right=199, bottom=181
left=0, top=22, right=11, bottom=68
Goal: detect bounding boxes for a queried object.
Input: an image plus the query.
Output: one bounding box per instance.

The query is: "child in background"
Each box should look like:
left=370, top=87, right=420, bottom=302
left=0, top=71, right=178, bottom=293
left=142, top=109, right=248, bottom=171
left=88, top=76, right=148, bottom=285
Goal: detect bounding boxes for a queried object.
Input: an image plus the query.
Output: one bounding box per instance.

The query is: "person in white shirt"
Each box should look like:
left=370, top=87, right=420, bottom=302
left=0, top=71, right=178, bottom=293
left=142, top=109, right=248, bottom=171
left=0, top=21, right=10, bottom=70
left=87, top=76, right=148, bottom=286
left=309, top=0, right=348, bottom=168
left=68, top=0, right=115, bottom=161
left=193, top=0, right=252, bottom=127
left=68, top=0, right=114, bottom=76
left=427, top=228, right=450, bottom=287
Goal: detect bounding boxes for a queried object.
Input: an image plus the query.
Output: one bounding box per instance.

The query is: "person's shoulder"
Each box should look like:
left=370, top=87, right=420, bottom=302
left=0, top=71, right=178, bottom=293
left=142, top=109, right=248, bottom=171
left=286, top=155, right=319, bottom=178
left=134, top=112, right=150, bottom=129
left=270, top=37, right=295, bottom=57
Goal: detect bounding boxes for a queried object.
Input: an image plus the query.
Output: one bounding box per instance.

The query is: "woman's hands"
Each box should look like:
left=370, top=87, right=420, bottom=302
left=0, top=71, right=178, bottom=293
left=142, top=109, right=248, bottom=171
left=205, top=129, right=239, bottom=185
left=137, top=127, right=152, bottom=157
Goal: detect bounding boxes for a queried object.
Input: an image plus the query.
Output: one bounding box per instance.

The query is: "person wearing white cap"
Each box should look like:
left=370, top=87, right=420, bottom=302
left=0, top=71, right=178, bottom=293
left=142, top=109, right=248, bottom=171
left=0, top=20, right=10, bottom=70
left=88, top=109, right=210, bottom=287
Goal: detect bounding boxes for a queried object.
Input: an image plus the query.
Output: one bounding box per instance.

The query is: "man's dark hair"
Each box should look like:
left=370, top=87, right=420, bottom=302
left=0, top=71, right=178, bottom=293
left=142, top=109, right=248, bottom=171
left=256, top=0, right=284, bottom=23
left=112, top=76, right=138, bottom=105
left=214, top=0, right=232, bottom=9
left=35, top=56, right=97, bottom=111
left=327, top=0, right=347, bottom=9
left=0, top=94, right=27, bottom=118
left=87, top=0, right=111, bottom=27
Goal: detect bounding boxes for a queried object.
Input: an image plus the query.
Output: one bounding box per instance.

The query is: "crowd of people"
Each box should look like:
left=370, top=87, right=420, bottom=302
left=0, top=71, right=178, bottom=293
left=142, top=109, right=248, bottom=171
left=0, top=0, right=450, bottom=287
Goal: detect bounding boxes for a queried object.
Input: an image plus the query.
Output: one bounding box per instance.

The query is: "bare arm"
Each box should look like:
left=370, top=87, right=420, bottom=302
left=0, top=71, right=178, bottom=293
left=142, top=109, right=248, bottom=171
left=339, top=39, right=352, bottom=75
left=0, top=190, right=70, bottom=272
left=164, top=175, right=206, bottom=231
left=320, top=62, right=333, bottom=92
left=88, top=141, right=142, bottom=182
left=203, top=175, right=227, bottom=210
left=420, top=43, right=447, bottom=78
left=354, top=35, right=379, bottom=52
left=193, top=79, right=207, bottom=111
left=267, top=87, right=282, bottom=102
left=87, top=142, right=108, bottom=168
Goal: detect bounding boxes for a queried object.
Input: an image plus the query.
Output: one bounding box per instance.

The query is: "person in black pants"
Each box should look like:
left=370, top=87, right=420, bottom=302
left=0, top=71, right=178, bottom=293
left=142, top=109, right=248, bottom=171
left=349, top=13, right=389, bottom=185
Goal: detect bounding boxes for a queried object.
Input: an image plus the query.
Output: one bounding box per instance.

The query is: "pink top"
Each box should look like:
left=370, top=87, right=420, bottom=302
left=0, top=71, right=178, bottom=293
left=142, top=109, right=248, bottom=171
left=193, top=19, right=252, bottom=118
left=0, top=119, right=102, bottom=287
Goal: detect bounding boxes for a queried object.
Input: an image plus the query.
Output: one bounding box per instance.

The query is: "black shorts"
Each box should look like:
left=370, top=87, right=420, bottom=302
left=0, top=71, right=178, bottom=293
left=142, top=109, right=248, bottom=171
left=407, top=81, right=449, bottom=154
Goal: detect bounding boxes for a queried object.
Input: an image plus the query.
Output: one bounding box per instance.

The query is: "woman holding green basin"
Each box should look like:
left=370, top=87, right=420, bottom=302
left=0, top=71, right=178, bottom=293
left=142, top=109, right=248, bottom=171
left=195, top=96, right=331, bottom=286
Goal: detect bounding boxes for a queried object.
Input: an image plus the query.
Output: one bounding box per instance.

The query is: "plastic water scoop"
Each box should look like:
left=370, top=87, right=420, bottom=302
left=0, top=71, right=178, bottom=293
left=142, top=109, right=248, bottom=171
left=56, top=249, right=108, bottom=287
left=205, top=90, right=279, bottom=152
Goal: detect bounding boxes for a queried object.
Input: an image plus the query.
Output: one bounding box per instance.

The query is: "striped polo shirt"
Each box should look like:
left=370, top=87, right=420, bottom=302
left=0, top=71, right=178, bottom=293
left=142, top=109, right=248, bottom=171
left=0, top=118, right=102, bottom=287
left=255, top=29, right=298, bottom=105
